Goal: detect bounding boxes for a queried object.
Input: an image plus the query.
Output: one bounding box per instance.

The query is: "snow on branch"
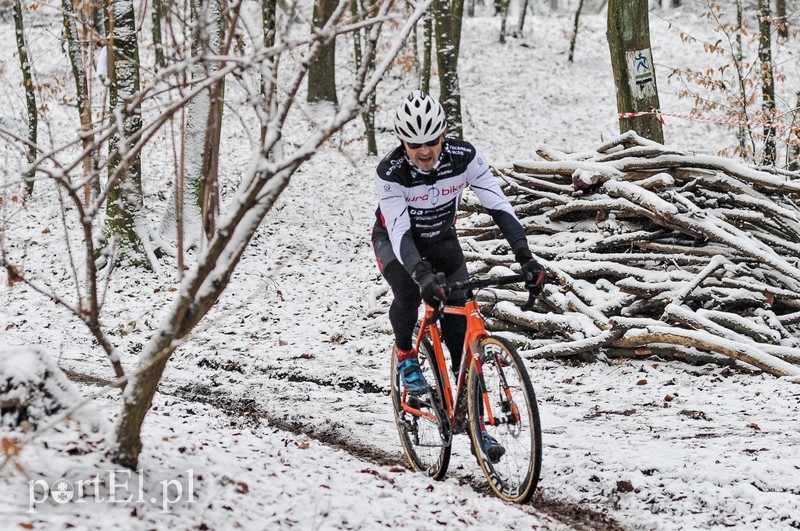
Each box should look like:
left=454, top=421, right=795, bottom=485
left=467, top=134, right=800, bottom=378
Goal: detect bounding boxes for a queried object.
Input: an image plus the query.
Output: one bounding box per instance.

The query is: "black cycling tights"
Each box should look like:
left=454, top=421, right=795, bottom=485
left=381, top=237, right=468, bottom=374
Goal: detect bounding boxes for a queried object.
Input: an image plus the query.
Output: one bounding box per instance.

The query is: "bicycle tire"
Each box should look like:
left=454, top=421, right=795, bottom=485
left=390, top=336, right=452, bottom=480
left=467, top=336, right=542, bottom=503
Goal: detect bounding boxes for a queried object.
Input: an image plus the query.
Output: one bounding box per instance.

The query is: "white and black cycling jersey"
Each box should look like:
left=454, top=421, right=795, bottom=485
left=373, top=138, right=528, bottom=274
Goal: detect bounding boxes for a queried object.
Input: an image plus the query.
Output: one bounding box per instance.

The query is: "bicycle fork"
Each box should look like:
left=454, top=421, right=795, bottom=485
left=474, top=347, right=522, bottom=431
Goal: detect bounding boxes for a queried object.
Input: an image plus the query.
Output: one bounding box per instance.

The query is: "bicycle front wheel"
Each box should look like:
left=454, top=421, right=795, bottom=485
left=467, top=336, right=542, bottom=503
left=390, top=337, right=451, bottom=480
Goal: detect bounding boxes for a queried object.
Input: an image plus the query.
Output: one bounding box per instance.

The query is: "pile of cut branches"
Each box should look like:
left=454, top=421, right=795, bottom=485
left=461, top=132, right=800, bottom=378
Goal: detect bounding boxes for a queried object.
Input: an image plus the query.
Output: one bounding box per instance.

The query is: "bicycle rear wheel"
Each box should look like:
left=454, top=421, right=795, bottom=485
left=390, top=336, right=451, bottom=480
left=467, top=336, right=542, bottom=503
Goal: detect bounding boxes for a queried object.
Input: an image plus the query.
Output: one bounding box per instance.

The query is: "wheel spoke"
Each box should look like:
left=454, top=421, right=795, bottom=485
left=390, top=337, right=451, bottom=480
left=468, top=337, right=542, bottom=503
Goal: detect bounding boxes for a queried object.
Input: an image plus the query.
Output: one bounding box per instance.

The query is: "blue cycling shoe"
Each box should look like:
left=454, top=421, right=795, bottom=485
left=481, top=430, right=505, bottom=463
left=397, top=357, right=429, bottom=395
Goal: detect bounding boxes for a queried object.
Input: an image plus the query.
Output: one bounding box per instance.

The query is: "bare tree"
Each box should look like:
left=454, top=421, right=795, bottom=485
left=12, top=0, right=36, bottom=195
left=758, top=0, right=775, bottom=165
left=112, top=0, right=432, bottom=469
left=433, top=0, right=464, bottom=138
left=62, top=0, right=97, bottom=202
left=497, top=0, right=509, bottom=42
left=0, top=0, right=432, bottom=470
left=102, top=0, right=151, bottom=268
left=568, top=0, right=585, bottom=62
left=352, top=0, right=379, bottom=155
left=776, top=0, right=788, bottom=40
left=420, top=13, right=433, bottom=93
left=159, top=0, right=228, bottom=248
left=518, top=0, right=530, bottom=34
left=308, top=0, right=339, bottom=104
left=152, top=0, right=166, bottom=70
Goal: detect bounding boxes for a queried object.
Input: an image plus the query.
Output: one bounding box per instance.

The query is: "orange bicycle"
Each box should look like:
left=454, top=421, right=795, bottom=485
left=390, top=273, right=542, bottom=503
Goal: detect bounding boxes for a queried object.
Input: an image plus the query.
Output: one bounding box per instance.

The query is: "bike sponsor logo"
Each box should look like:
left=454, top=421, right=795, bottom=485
left=384, top=157, right=404, bottom=177
left=428, top=185, right=441, bottom=206
left=407, top=183, right=465, bottom=204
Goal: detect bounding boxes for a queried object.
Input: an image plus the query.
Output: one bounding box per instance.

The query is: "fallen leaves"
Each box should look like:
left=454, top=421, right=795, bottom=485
left=1, top=437, right=27, bottom=477
left=5, top=263, right=23, bottom=286
left=679, top=409, right=711, bottom=421
left=616, top=479, right=635, bottom=493
left=2, top=438, right=20, bottom=458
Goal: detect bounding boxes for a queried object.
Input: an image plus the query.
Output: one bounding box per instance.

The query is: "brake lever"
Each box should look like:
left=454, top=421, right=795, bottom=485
left=432, top=301, right=446, bottom=323
left=423, top=273, right=449, bottom=326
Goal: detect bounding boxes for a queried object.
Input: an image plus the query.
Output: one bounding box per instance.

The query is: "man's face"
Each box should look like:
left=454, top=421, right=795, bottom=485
left=402, top=134, right=443, bottom=172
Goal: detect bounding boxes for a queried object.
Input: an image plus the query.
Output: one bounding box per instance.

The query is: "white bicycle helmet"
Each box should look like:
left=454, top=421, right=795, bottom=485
left=394, top=90, right=446, bottom=144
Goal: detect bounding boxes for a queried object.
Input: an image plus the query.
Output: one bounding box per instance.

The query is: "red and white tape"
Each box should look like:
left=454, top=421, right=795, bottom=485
left=619, top=108, right=800, bottom=132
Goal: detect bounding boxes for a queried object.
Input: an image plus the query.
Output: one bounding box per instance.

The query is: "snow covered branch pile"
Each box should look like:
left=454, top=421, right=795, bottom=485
left=461, top=132, right=800, bottom=378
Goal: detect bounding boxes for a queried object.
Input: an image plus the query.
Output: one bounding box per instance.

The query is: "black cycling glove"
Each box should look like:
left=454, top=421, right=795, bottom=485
left=515, top=248, right=546, bottom=296
left=412, top=261, right=448, bottom=307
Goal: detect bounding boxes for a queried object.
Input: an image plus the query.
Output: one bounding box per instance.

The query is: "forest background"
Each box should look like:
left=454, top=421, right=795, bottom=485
left=1, top=0, right=800, bottom=529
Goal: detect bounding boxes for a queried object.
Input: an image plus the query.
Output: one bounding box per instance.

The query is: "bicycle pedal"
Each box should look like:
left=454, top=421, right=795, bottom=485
left=407, top=395, right=432, bottom=410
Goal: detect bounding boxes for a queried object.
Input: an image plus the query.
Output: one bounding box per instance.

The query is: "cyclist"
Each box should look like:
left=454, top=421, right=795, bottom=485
left=371, top=90, right=545, bottom=460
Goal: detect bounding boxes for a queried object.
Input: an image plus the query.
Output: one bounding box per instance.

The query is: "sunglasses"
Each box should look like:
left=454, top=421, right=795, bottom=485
left=406, top=137, right=442, bottom=149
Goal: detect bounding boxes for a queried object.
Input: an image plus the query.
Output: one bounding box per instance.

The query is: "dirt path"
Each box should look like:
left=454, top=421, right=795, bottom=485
left=64, top=368, right=626, bottom=531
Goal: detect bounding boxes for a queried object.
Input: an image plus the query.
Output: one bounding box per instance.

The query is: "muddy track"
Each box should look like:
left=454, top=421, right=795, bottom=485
left=65, top=369, right=627, bottom=531
left=171, top=383, right=628, bottom=531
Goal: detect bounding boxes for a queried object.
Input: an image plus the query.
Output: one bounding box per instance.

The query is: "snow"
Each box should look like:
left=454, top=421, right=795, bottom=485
left=0, top=346, right=106, bottom=432
left=2, top=2, right=800, bottom=530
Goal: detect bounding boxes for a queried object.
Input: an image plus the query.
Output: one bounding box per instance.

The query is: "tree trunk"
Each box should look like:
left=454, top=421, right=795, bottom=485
left=758, top=0, right=776, bottom=166
left=63, top=0, right=96, bottom=201
left=568, top=0, right=585, bottom=63
left=352, top=0, right=377, bottom=155
left=307, top=0, right=339, bottom=104
left=152, top=0, right=165, bottom=70
left=421, top=14, right=432, bottom=93
left=13, top=0, right=37, bottom=195
left=433, top=0, right=464, bottom=138
left=607, top=0, right=664, bottom=144
left=776, top=0, right=788, bottom=40
left=734, top=0, right=753, bottom=158
left=260, top=0, right=277, bottom=145
left=198, top=0, right=226, bottom=240
left=103, top=0, right=149, bottom=267
left=517, top=0, right=529, bottom=35
left=158, top=0, right=226, bottom=250
left=498, top=0, right=509, bottom=43
left=92, top=0, right=106, bottom=37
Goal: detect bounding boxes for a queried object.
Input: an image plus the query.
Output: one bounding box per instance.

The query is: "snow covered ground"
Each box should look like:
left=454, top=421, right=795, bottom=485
left=2, top=2, right=800, bottom=530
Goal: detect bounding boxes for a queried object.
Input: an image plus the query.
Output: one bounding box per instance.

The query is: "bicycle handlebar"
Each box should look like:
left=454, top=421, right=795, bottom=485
left=445, top=274, right=525, bottom=294
left=433, top=273, right=539, bottom=315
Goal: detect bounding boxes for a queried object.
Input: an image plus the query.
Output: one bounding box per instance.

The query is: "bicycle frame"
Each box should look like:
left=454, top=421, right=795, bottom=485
left=391, top=272, right=542, bottom=503
left=400, top=299, right=489, bottom=429
left=399, top=273, right=531, bottom=426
